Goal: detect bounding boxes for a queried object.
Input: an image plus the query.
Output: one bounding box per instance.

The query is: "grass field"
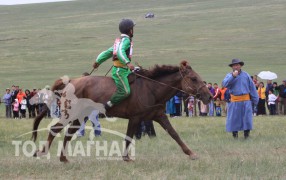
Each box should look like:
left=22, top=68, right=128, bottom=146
left=1, top=0, right=286, bottom=179
left=0, top=116, right=286, bottom=179
left=0, top=0, right=285, bottom=89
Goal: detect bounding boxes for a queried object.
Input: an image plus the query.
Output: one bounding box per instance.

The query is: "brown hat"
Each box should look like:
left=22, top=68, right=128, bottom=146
left=229, top=58, right=244, bottom=67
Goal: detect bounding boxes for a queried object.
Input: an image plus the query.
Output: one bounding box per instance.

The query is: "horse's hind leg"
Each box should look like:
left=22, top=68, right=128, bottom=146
left=59, top=119, right=81, bottom=163
left=34, top=122, right=65, bottom=157
left=154, top=114, right=198, bottom=160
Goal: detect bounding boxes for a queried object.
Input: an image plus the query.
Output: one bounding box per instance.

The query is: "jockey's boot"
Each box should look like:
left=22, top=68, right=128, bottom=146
left=232, top=131, right=238, bottom=139
left=104, top=101, right=113, bottom=110
left=244, top=130, right=250, bottom=139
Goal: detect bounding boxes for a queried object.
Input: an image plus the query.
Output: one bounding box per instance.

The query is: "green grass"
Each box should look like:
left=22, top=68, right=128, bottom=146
left=0, top=116, right=286, bottom=179
left=0, top=0, right=285, bottom=89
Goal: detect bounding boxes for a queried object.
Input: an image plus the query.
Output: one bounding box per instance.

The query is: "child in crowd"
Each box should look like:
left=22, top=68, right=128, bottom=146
left=20, top=96, right=27, bottom=118
left=187, top=97, right=194, bottom=117
left=215, top=98, right=221, bottom=116
left=268, top=89, right=277, bottom=115
left=13, top=99, right=19, bottom=119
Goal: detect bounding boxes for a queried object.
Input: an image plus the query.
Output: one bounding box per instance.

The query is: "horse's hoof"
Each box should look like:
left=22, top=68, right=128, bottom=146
left=33, top=151, right=39, bottom=157
left=123, top=156, right=134, bottom=162
left=33, top=150, right=41, bottom=157
left=189, top=154, right=199, bottom=160
left=60, top=156, right=69, bottom=163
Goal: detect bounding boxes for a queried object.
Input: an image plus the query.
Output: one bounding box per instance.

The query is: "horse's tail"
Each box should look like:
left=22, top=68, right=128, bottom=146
left=31, top=78, right=68, bottom=142
left=51, top=78, right=68, bottom=92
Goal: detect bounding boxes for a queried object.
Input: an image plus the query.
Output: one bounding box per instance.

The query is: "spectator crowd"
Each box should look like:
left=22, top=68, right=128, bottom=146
left=2, top=77, right=286, bottom=119
left=1, top=85, right=59, bottom=119
left=165, top=78, right=286, bottom=117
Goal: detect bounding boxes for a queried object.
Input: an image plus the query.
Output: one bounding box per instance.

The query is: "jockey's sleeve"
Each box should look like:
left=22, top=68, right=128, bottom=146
left=95, top=46, right=113, bottom=64
left=117, top=37, right=131, bottom=65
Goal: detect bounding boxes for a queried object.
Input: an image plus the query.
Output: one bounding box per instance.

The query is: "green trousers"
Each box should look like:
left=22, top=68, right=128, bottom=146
left=110, top=66, right=131, bottom=105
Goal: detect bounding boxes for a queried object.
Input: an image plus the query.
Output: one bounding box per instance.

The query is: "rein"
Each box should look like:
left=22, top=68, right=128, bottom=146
left=133, top=68, right=204, bottom=108
left=134, top=72, right=190, bottom=95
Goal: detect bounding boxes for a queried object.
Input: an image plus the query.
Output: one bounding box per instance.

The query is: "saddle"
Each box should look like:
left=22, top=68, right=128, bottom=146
left=128, top=72, right=139, bottom=84
left=128, top=69, right=148, bottom=84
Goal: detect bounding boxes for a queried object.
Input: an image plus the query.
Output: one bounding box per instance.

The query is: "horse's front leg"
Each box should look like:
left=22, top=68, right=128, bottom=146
left=33, top=122, right=65, bottom=157
left=154, top=114, right=198, bottom=160
left=123, top=118, right=140, bottom=162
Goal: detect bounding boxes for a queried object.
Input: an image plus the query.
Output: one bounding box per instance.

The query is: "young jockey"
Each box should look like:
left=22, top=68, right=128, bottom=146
left=93, top=19, right=135, bottom=109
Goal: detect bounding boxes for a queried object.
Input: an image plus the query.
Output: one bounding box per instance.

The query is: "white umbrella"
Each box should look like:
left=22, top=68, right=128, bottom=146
left=257, top=71, right=278, bottom=80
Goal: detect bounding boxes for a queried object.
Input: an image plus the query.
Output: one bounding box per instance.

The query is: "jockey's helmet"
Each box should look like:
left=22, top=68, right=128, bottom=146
left=119, top=19, right=135, bottom=34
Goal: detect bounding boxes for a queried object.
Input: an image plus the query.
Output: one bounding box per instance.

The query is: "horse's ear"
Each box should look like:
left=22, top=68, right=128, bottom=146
left=180, top=60, right=188, bottom=67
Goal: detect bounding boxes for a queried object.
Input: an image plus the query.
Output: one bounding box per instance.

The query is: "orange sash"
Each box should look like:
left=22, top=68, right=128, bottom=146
left=230, top=94, right=250, bottom=102
left=113, top=60, right=127, bottom=68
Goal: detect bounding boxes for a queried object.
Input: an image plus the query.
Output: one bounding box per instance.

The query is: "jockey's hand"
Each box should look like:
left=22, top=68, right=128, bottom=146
left=93, top=62, right=100, bottom=69
left=127, top=63, right=134, bottom=71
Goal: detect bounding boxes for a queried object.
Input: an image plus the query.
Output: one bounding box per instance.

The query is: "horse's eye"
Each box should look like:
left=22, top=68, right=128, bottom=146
left=191, top=77, right=197, bottom=81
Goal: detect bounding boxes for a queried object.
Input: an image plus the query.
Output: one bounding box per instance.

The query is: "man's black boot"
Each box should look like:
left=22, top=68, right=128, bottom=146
left=232, top=131, right=238, bottom=139
left=244, top=130, right=250, bottom=139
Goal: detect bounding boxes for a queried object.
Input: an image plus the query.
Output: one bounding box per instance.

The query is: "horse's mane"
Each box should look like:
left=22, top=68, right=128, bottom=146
left=138, top=64, right=180, bottom=79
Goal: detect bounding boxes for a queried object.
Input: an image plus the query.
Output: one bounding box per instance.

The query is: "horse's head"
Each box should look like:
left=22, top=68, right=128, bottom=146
left=179, top=61, right=212, bottom=104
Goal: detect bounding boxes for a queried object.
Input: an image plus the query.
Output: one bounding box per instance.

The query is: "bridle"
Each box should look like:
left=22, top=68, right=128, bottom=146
left=179, top=67, right=206, bottom=99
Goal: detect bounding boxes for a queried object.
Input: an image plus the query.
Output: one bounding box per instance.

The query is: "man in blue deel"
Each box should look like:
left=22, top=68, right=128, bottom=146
left=222, top=59, right=259, bottom=139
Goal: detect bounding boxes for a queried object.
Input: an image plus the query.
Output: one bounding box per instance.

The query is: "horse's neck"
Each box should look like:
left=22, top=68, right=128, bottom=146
left=146, top=72, right=182, bottom=103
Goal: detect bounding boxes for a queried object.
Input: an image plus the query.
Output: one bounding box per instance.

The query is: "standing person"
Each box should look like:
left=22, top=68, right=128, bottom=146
left=182, top=93, right=190, bottom=117
left=12, top=99, right=20, bottom=119
left=265, top=80, right=273, bottom=111
left=77, top=110, right=101, bottom=137
left=17, top=88, right=26, bottom=112
left=93, top=19, right=135, bottom=109
left=187, top=96, right=195, bottom=117
left=174, top=92, right=182, bottom=117
left=11, top=85, right=18, bottom=102
left=36, top=88, right=44, bottom=115
left=2, top=88, right=12, bottom=118
left=25, top=89, right=32, bottom=118
left=278, top=80, right=286, bottom=115
left=268, top=89, right=277, bottom=115
left=252, top=75, right=258, bottom=85
left=222, top=59, right=259, bottom=139
left=166, top=97, right=176, bottom=117
left=207, top=83, right=215, bottom=116
left=272, top=82, right=279, bottom=114
left=30, top=88, right=37, bottom=118
left=199, top=99, right=208, bottom=116
left=257, top=82, right=266, bottom=116
left=219, top=85, right=228, bottom=116
left=20, top=96, right=27, bottom=118
left=213, top=83, right=221, bottom=116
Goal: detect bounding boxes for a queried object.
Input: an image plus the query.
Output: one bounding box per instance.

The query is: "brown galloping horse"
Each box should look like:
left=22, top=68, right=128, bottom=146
left=32, top=61, right=212, bottom=162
